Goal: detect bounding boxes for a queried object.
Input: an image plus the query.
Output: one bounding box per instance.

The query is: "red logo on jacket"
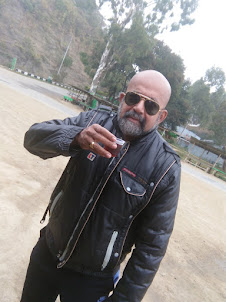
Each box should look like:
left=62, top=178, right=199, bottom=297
left=87, top=152, right=96, bottom=161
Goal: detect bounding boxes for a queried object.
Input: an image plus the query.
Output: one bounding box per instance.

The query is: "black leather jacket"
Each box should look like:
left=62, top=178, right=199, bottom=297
left=24, top=106, right=181, bottom=302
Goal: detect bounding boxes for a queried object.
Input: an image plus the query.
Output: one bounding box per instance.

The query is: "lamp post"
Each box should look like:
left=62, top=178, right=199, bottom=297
left=57, top=36, right=72, bottom=75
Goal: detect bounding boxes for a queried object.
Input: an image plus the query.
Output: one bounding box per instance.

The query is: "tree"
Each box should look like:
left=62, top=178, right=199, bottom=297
left=188, top=79, right=213, bottom=127
left=101, top=12, right=153, bottom=98
left=204, top=67, right=226, bottom=110
left=75, top=0, right=97, bottom=11
left=209, top=101, right=226, bottom=146
left=149, top=40, right=190, bottom=129
left=204, top=66, right=225, bottom=91
left=63, top=56, right=73, bottom=68
left=88, top=0, right=199, bottom=94
left=80, top=39, right=107, bottom=79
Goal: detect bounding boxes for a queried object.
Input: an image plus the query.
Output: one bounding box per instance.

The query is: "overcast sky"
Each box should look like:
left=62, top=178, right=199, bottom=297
left=158, top=0, right=226, bottom=83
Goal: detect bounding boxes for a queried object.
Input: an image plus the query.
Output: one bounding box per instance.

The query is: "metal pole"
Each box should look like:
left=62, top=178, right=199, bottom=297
left=57, top=36, right=73, bottom=75
left=177, top=123, right=188, bottom=142
left=212, top=154, right=221, bottom=168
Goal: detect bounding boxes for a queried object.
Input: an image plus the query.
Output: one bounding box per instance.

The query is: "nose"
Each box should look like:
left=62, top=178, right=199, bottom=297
left=132, top=98, right=145, bottom=115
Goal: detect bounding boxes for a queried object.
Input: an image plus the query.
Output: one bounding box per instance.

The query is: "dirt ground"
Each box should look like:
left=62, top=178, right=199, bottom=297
left=0, top=79, right=226, bottom=302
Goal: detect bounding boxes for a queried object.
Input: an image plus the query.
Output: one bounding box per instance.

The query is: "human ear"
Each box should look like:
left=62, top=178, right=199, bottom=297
left=158, top=110, right=168, bottom=124
left=119, top=92, right=125, bottom=104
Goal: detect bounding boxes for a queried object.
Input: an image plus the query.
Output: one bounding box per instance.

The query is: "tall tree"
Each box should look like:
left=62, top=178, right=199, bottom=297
left=149, top=40, right=190, bottom=129
left=188, top=79, right=213, bottom=127
left=88, top=0, right=199, bottom=94
left=204, top=66, right=225, bottom=91
left=204, top=67, right=226, bottom=109
left=203, top=67, right=226, bottom=149
left=101, top=12, right=154, bottom=98
left=209, top=101, right=226, bottom=146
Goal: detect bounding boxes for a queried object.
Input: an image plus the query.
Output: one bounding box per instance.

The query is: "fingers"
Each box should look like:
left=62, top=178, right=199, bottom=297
left=88, top=124, right=116, bottom=145
left=89, top=141, right=112, bottom=158
left=76, top=124, right=117, bottom=158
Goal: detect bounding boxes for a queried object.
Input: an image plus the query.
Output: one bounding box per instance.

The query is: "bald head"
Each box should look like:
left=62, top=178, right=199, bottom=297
left=127, top=70, right=171, bottom=108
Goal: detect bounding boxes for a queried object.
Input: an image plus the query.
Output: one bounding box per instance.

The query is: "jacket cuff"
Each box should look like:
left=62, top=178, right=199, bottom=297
left=59, top=126, right=84, bottom=156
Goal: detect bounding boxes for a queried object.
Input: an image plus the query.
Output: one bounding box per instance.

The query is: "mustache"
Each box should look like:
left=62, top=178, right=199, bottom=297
left=123, top=110, right=145, bottom=125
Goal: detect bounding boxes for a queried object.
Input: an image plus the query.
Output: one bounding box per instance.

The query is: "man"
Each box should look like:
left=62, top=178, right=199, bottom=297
left=21, top=70, right=181, bottom=302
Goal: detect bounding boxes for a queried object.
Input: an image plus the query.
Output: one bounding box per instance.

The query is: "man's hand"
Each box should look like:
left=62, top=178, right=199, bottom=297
left=73, top=124, right=117, bottom=158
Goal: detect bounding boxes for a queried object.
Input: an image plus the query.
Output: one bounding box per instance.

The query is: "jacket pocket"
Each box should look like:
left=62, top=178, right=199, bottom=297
left=120, top=171, right=146, bottom=196
left=49, top=190, right=63, bottom=216
left=101, top=231, right=118, bottom=271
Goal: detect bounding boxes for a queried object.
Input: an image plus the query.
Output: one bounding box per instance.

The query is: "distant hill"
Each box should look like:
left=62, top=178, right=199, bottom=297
left=0, top=0, right=103, bottom=88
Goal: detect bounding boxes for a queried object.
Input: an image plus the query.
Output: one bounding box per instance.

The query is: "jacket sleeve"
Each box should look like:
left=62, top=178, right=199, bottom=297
left=108, top=163, right=181, bottom=302
left=24, top=110, right=95, bottom=159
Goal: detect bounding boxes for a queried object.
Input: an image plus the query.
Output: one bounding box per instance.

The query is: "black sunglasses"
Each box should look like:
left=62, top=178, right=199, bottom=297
left=125, top=91, right=162, bottom=116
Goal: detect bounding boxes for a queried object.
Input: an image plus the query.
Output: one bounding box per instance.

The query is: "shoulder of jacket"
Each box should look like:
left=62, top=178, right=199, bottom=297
left=156, top=132, right=181, bottom=166
left=91, top=105, right=115, bottom=116
left=97, top=104, right=115, bottom=113
left=146, top=133, right=181, bottom=186
left=91, top=105, right=116, bottom=120
left=83, top=105, right=116, bottom=128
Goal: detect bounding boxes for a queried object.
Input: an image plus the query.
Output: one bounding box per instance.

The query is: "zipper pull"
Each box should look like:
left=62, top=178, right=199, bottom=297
left=40, top=205, right=49, bottom=224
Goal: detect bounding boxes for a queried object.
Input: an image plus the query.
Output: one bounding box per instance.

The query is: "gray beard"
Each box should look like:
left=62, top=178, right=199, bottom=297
left=117, top=101, right=160, bottom=140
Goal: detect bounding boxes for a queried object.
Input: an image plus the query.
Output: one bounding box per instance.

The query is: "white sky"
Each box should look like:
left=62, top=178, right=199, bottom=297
left=158, top=0, right=226, bottom=83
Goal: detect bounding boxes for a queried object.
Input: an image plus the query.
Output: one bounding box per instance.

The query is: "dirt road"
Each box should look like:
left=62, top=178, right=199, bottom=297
left=0, top=69, right=225, bottom=302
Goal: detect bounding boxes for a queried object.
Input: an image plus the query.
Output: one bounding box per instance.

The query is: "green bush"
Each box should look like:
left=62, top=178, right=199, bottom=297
left=63, top=56, right=73, bottom=68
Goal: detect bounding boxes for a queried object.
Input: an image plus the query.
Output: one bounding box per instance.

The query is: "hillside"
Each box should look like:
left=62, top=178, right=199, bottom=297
left=0, top=0, right=104, bottom=88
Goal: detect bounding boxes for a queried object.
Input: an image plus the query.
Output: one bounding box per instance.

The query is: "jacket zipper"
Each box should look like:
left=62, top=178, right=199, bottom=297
left=49, top=190, right=63, bottom=216
left=101, top=231, right=118, bottom=271
left=115, top=160, right=177, bottom=268
left=40, top=190, right=64, bottom=224
left=57, top=143, right=130, bottom=268
left=40, top=162, right=73, bottom=224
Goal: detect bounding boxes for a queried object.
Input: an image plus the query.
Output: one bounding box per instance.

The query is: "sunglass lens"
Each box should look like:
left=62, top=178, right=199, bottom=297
left=125, top=92, right=160, bottom=115
left=125, top=92, right=140, bottom=106
left=145, top=100, right=160, bottom=115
